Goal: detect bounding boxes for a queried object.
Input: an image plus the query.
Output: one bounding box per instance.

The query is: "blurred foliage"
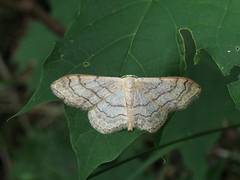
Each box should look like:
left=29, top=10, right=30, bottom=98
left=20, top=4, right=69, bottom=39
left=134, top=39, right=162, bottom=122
left=9, top=119, right=78, bottom=180
left=14, top=0, right=79, bottom=92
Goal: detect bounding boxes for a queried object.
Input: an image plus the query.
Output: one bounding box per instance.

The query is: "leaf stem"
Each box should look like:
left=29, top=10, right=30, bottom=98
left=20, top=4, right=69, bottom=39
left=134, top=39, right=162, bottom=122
left=87, top=123, right=240, bottom=179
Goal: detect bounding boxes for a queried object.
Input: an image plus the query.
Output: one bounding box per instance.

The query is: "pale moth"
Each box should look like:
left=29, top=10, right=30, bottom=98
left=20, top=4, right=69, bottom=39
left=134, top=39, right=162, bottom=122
left=51, top=74, right=201, bottom=134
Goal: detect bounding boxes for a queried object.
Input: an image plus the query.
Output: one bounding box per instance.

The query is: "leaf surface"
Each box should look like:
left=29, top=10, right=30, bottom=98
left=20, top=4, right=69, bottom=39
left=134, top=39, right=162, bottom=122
left=13, top=1, right=240, bottom=179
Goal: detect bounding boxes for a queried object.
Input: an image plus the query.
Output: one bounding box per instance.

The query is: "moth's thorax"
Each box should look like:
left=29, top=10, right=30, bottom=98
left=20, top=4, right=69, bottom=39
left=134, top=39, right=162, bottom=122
left=122, top=76, right=135, bottom=89
left=122, top=76, right=136, bottom=131
left=121, top=75, right=138, bottom=79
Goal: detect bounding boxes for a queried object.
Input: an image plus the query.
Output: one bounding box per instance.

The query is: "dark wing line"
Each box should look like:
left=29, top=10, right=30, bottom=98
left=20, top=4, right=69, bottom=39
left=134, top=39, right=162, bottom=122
left=95, top=105, right=127, bottom=118
left=151, top=78, right=179, bottom=101
left=161, top=79, right=188, bottom=108
left=67, top=77, right=95, bottom=105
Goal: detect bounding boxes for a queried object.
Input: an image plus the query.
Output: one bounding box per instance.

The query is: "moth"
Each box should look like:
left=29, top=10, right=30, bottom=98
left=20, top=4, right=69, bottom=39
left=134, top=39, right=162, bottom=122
left=51, top=74, right=201, bottom=134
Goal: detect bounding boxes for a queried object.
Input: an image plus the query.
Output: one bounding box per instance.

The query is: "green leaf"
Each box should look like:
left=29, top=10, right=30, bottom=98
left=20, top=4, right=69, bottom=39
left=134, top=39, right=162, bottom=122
left=14, top=0, right=79, bottom=92
left=13, top=2, right=187, bottom=178
left=167, top=48, right=240, bottom=180
left=228, top=75, right=240, bottom=109
left=12, top=0, right=240, bottom=179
